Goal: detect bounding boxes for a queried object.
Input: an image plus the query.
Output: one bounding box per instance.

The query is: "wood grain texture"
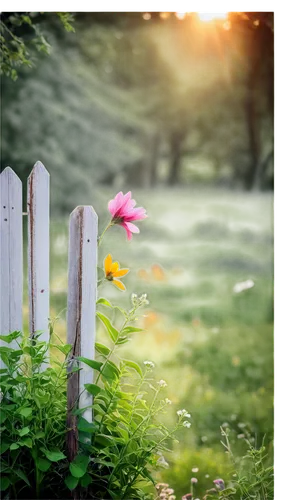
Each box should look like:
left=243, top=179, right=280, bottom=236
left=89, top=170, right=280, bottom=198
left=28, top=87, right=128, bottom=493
left=66, top=205, right=97, bottom=461
left=27, top=162, right=50, bottom=350
left=0, top=167, right=23, bottom=367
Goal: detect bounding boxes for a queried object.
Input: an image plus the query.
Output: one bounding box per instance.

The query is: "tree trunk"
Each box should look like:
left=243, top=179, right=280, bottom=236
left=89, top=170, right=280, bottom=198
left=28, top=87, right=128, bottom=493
left=168, top=132, right=184, bottom=186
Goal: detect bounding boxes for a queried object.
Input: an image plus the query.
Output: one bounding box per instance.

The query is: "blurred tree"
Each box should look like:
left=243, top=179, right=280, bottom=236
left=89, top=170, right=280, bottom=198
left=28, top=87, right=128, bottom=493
left=1, top=11, right=274, bottom=201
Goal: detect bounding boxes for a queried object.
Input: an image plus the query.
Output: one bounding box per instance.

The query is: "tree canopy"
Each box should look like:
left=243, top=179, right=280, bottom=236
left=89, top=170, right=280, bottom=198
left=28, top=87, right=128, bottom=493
left=1, top=12, right=274, bottom=213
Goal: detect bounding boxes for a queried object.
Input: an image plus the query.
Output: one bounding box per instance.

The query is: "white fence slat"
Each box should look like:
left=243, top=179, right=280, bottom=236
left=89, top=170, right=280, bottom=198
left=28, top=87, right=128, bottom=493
left=27, top=162, right=50, bottom=349
left=66, top=206, right=97, bottom=460
left=0, top=167, right=23, bottom=365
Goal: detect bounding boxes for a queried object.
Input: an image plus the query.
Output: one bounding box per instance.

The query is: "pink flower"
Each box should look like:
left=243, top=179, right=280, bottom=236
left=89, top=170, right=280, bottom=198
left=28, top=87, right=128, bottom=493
left=108, top=191, right=147, bottom=240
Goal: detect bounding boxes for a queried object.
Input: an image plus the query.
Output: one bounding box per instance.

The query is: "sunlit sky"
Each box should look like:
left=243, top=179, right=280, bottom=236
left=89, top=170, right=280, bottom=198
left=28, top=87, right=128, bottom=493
left=143, top=8, right=230, bottom=22
left=174, top=12, right=228, bottom=21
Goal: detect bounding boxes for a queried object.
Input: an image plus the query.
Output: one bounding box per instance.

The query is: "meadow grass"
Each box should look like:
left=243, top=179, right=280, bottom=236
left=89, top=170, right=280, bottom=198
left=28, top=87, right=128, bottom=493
left=22, top=187, right=273, bottom=498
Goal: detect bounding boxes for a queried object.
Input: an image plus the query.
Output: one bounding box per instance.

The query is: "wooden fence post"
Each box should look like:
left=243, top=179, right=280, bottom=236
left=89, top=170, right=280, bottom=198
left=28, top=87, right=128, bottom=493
left=0, top=167, right=23, bottom=367
left=27, top=162, right=50, bottom=355
left=66, top=206, right=98, bottom=461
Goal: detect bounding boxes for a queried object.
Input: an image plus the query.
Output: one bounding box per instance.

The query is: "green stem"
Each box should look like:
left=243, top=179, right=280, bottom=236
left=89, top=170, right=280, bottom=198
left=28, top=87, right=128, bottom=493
left=97, top=278, right=106, bottom=288
left=98, top=221, right=113, bottom=247
left=35, top=465, right=41, bottom=499
left=94, top=305, right=137, bottom=386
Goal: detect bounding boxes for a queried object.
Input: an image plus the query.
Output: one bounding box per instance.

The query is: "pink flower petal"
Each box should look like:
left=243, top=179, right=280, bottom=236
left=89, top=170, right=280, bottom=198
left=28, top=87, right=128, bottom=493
left=125, top=222, right=140, bottom=233
left=118, top=191, right=133, bottom=214
left=125, top=207, right=147, bottom=222
left=108, top=199, right=117, bottom=216
left=120, top=222, right=133, bottom=240
left=123, top=198, right=136, bottom=213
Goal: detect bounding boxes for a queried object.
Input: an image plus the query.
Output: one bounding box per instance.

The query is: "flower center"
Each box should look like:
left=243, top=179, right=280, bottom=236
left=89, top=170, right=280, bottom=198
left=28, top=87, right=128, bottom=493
left=112, top=216, right=124, bottom=224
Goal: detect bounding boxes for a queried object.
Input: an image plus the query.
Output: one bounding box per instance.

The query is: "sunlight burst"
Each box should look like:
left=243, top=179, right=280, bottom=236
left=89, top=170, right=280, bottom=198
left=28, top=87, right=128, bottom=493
left=197, top=12, right=228, bottom=22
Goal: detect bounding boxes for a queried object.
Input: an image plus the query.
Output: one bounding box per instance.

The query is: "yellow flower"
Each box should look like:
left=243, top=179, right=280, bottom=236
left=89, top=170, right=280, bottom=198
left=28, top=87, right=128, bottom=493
left=104, top=254, right=129, bottom=291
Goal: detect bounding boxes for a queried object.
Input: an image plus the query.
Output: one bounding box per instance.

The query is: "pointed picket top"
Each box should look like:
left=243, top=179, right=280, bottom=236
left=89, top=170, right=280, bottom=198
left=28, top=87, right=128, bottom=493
left=1, top=165, right=22, bottom=184
left=28, top=160, right=50, bottom=180
left=0, top=166, right=23, bottom=366
left=27, top=161, right=50, bottom=357
left=69, top=205, right=98, bottom=221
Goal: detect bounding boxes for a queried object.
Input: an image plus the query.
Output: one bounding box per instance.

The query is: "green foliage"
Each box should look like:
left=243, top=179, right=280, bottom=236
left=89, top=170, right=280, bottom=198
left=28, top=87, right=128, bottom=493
left=217, top=426, right=274, bottom=500
left=70, top=297, right=189, bottom=499
left=0, top=12, right=74, bottom=80
left=0, top=331, right=68, bottom=498
left=0, top=297, right=186, bottom=498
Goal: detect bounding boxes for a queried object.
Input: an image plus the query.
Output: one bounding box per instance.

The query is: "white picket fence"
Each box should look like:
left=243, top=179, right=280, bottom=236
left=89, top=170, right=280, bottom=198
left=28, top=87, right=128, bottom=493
left=0, top=162, right=98, bottom=435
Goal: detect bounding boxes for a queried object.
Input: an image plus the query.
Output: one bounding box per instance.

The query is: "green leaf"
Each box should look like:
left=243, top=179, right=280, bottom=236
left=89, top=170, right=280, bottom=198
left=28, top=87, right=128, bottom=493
left=18, top=407, right=33, bottom=418
left=78, top=417, right=97, bottom=433
left=94, top=434, right=115, bottom=448
left=0, top=331, right=21, bottom=343
left=0, top=441, right=10, bottom=454
left=71, top=407, right=87, bottom=417
left=65, top=474, right=79, bottom=490
left=116, top=336, right=130, bottom=345
left=14, top=469, right=31, bottom=486
left=0, top=411, right=7, bottom=424
left=10, top=443, right=20, bottom=450
left=95, top=342, right=111, bottom=356
left=69, top=454, right=89, bottom=478
left=101, top=360, right=120, bottom=382
left=123, top=360, right=143, bottom=377
left=141, top=467, right=155, bottom=485
left=77, top=357, right=102, bottom=371
left=22, top=15, right=32, bottom=25
left=97, top=297, right=113, bottom=307
left=18, top=426, right=30, bottom=437
left=34, top=431, right=45, bottom=439
left=0, top=354, right=9, bottom=366
left=84, top=383, right=101, bottom=396
left=0, top=476, right=10, bottom=491
left=80, top=473, right=92, bottom=487
left=41, top=448, right=66, bottom=462
left=121, top=326, right=144, bottom=334
left=19, top=438, right=33, bottom=448
left=113, top=306, right=128, bottom=319
left=51, top=343, right=73, bottom=356
left=36, top=457, right=52, bottom=472
left=97, top=312, right=119, bottom=342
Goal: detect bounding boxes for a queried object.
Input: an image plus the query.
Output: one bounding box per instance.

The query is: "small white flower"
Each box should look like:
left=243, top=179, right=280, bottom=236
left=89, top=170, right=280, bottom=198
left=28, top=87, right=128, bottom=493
left=165, top=398, right=172, bottom=405
left=222, top=422, right=229, bottom=428
left=183, top=421, right=191, bottom=428
left=177, top=409, right=191, bottom=418
left=158, top=379, right=167, bottom=388
left=192, top=467, right=199, bottom=472
left=233, top=279, right=254, bottom=294
left=237, top=433, right=245, bottom=439
left=238, top=422, right=246, bottom=428
left=201, top=436, right=208, bottom=442
left=144, top=360, right=155, bottom=369
left=157, top=456, right=169, bottom=468
left=205, top=474, right=210, bottom=478
left=131, top=293, right=149, bottom=309
left=191, top=477, right=198, bottom=483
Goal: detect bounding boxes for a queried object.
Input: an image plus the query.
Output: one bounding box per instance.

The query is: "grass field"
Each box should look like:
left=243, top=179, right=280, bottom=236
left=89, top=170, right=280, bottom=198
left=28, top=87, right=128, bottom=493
left=25, top=187, right=273, bottom=498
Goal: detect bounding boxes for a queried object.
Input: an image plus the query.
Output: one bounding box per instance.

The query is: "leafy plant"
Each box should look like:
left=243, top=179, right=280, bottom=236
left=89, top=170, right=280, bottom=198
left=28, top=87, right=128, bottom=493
left=0, top=331, right=69, bottom=498
left=0, top=317, right=187, bottom=498
left=64, top=292, right=190, bottom=499
left=216, top=426, right=274, bottom=500
left=0, top=12, right=74, bottom=80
